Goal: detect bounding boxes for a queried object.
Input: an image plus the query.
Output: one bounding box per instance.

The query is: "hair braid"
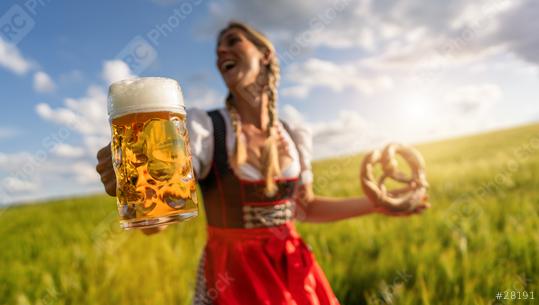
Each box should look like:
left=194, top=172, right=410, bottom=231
left=261, top=59, right=281, bottom=196
left=225, top=93, right=247, bottom=167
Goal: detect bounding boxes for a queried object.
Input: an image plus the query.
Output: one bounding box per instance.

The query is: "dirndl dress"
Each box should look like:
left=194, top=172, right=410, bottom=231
left=193, top=110, right=340, bottom=305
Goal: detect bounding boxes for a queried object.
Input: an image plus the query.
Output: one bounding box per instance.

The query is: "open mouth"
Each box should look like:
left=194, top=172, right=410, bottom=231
left=221, top=60, right=237, bottom=73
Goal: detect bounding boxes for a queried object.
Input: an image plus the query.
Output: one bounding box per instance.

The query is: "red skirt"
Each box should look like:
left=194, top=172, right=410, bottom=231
left=193, top=222, right=340, bottom=305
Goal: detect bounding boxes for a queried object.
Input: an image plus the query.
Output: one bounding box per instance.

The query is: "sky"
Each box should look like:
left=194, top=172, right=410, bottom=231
left=0, top=0, right=538, bottom=204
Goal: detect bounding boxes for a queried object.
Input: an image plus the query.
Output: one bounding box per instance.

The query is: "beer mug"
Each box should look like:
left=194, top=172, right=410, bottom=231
left=108, top=77, right=198, bottom=229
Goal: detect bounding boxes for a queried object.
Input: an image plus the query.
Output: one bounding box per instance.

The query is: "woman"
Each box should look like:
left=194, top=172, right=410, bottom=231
left=96, top=21, right=429, bottom=305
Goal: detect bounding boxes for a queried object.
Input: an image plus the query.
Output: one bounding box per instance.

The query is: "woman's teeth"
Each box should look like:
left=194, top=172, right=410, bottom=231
left=222, top=60, right=236, bottom=72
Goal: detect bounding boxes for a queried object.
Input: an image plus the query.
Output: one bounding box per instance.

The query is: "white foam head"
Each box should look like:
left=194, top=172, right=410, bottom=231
left=108, top=77, right=185, bottom=119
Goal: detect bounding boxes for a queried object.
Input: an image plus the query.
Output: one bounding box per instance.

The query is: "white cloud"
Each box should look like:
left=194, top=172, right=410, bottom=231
left=185, top=86, right=223, bottom=109
left=444, top=83, right=502, bottom=115
left=71, top=161, right=100, bottom=184
left=36, top=103, right=77, bottom=126
left=280, top=104, right=307, bottom=126
left=0, top=37, right=33, bottom=75
left=102, top=60, right=136, bottom=85
left=281, top=104, right=387, bottom=159
left=283, top=58, right=393, bottom=98
left=281, top=86, right=310, bottom=99
left=203, top=0, right=492, bottom=51
left=0, top=152, right=34, bottom=172
left=494, top=0, right=539, bottom=65
left=33, top=71, right=56, bottom=93
left=1, top=177, right=38, bottom=193
left=309, top=110, right=382, bottom=159
left=0, top=153, right=103, bottom=204
left=51, top=143, right=85, bottom=158
left=36, top=85, right=109, bottom=138
left=204, top=1, right=328, bottom=35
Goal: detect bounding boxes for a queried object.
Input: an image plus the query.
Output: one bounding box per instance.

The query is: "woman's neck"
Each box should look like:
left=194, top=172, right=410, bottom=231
left=231, top=91, right=270, bottom=130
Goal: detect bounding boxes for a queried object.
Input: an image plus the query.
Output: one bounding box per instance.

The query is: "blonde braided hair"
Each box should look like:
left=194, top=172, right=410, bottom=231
left=218, top=21, right=281, bottom=196
left=225, top=93, right=247, bottom=166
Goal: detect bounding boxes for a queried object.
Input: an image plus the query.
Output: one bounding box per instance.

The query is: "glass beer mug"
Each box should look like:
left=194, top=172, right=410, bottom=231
left=108, top=77, right=198, bottom=229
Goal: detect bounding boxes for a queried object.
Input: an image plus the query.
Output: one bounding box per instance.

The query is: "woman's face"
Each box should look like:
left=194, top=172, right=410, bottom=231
left=216, top=28, right=268, bottom=90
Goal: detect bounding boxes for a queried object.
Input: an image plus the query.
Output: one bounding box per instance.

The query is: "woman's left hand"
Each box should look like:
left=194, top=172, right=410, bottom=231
left=373, top=193, right=431, bottom=217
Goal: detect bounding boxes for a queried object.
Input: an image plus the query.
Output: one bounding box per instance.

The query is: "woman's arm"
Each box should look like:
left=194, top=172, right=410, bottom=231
left=295, top=184, right=430, bottom=223
left=297, top=195, right=376, bottom=223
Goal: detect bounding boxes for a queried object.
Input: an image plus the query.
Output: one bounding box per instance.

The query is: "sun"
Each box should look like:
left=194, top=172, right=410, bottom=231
left=400, top=93, right=434, bottom=125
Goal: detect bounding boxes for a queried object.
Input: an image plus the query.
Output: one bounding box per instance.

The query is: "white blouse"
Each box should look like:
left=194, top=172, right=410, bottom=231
left=186, top=108, right=313, bottom=184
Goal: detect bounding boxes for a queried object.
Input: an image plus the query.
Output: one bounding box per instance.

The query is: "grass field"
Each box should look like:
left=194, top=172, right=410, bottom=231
left=1, top=123, right=538, bottom=305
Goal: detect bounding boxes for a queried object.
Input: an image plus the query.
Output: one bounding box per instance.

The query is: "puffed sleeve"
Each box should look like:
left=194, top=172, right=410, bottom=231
left=283, top=119, right=314, bottom=185
left=186, top=108, right=213, bottom=180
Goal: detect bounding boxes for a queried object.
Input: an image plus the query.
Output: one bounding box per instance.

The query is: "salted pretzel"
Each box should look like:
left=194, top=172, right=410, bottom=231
left=360, top=143, right=429, bottom=212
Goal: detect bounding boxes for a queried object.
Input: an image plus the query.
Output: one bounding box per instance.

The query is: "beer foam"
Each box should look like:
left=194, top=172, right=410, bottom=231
left=108, top=77, right=185, bottom=119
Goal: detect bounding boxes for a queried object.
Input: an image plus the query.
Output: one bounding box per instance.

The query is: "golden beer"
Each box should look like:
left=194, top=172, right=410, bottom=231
left=108, top=77, right=197, bottom=229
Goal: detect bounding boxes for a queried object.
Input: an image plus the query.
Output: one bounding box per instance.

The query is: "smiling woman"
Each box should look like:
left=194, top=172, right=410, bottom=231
left=1, top=0, right=538, bottom=303
left=95, top=20, right=429, bottom=305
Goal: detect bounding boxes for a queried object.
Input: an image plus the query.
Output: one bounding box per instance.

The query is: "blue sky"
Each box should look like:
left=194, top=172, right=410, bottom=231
left=0, top=0, right=538, bottom=204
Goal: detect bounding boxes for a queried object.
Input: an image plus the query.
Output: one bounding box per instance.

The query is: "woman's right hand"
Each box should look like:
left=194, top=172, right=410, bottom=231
left=96, top=143, right=117, bottom=196
left=96, top=143, right=168, bottom=235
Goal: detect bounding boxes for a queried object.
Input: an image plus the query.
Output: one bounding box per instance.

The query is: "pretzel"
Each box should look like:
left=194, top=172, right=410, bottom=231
left=360, top=143, right=429, bottom=212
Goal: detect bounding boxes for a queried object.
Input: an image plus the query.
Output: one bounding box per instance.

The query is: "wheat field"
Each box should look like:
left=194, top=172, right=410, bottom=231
left=1, top=123, right=538, bottom=305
